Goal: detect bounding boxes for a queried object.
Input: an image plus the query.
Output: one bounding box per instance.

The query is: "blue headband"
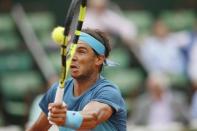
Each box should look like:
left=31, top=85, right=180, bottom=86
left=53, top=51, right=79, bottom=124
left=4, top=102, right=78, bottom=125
left=79, top=32, right=119, bottom=67
left=79, top=32, right=105, bottom=55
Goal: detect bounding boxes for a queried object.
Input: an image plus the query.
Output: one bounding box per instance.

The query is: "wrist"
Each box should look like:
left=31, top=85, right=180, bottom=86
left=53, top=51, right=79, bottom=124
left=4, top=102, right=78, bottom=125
left=65, top=111, right=83, bottom=129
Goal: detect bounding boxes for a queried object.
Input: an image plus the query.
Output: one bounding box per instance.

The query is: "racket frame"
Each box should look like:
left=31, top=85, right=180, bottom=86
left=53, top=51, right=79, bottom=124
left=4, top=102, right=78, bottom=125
left=54, top=0, right=87, bottom=103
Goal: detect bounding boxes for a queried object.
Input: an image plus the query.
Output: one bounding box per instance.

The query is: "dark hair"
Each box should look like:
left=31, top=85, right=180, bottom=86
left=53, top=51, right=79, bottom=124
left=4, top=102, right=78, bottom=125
left=81, top=28, right=112, bottom=71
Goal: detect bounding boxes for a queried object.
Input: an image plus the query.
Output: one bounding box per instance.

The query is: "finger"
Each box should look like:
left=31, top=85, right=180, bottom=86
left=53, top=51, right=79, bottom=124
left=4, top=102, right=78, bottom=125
left=48, top=111, right=51, bottom=117
left=49, top=120, right=56, bottom=125
left=51, top=107, right=67, bottom=114
left=48, top=117, right=65, bottom=125
left=48, top=102, right=67, bottom=111
left=48, top=110, right=66, bottom=118
left=63, top=102, right=67, bottom=107
left=50, top=112, right=66, bottom=118
left=48, top=114, right=56, bottom=125
left=49, top=103, right=62, bottom=108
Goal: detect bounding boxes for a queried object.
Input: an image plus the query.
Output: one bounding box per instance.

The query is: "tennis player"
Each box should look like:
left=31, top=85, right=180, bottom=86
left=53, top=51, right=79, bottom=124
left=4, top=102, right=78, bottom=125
left=27, top=29, right=126, bottom=131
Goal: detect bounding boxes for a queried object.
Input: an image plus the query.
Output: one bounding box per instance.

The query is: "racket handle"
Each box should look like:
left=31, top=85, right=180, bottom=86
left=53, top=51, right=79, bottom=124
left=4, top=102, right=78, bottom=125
left=54, top=85, right=64, bottom=103
left=49, top=85, right=65, bottom=125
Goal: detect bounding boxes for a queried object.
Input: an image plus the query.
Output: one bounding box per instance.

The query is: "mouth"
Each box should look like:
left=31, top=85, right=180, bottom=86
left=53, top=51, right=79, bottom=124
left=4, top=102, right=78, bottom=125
left=70, top=64, right=79, bottom=69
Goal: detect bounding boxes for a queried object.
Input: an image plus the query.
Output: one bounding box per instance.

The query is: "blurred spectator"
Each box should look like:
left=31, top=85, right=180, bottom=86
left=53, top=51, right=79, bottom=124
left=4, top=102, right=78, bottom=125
left=190, top=84, right=197, bottom=128
left=131, top=73, right=189, bottom=128
left=188, top=20, right=197, bottom=123
left=26, top=94, right=43, bottom=128
left=83, top=0, right=138, bottom=47
left=173, top=18, right=197, bottom=80
left=26, top=76, right=58, bottom=131
left=139, top=19, right=185, bottom=77
left=26, top=94, right=58, bottom=131
left=170, top=19, right=197, bottom=126
left=184, top=19, right=197, bottom=87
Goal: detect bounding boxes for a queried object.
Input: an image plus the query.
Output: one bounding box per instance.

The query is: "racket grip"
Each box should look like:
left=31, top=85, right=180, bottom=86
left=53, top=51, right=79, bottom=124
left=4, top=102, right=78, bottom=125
left=54, top=85, right=64, bottom=103
left=49, top=86, right=65, bottom=125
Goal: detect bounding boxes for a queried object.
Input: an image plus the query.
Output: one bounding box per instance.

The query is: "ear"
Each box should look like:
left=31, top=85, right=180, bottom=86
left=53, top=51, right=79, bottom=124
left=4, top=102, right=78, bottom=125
left=95, top=55, right=105, bottom=66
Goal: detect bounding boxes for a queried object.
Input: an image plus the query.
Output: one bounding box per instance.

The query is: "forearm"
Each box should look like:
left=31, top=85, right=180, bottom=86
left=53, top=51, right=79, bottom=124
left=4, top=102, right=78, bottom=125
left=26, top=122, right=51, bottom=131
left=78, top=110, right=100, bottom=129
left=26, top=112, right=51, bottom=131
left=48, top=101, right=113, bottom=130
left=78, top=106, right=113, bottom=129
left=26, top=125, right=50, bottom=131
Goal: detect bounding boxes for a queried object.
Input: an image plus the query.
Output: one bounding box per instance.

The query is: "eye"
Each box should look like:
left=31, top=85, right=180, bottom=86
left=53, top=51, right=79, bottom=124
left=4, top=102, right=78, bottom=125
left=78, top=49, right=87, bottom=54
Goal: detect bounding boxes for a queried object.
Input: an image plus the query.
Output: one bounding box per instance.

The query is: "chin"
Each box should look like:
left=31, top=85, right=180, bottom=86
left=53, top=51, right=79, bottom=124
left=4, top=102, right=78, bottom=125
left=71, top=73, right=87, bottom=80
left=71, top=73, right=81, bottom=79
left=71, top=73, right=77, bottom=78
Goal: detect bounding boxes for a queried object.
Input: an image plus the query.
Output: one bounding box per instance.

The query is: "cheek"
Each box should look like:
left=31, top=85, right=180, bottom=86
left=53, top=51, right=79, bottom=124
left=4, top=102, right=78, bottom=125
left=80, top=56, right=96, bottom=69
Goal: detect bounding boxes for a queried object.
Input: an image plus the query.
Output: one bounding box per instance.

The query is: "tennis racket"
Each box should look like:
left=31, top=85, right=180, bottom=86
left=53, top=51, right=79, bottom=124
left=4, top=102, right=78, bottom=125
left=54, top=0, right=87, bottom=103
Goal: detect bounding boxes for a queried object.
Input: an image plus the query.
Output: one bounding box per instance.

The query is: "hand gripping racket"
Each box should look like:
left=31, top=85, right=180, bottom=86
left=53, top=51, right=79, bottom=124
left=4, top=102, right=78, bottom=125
left=53, top=0, right=87, bottom=103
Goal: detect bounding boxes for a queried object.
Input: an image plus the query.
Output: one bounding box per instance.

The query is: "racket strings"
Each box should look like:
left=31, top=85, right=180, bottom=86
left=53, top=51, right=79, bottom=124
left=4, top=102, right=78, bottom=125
left=64, top=0, right=87, bottom=76
left=56, top=0, right=87, bottom=96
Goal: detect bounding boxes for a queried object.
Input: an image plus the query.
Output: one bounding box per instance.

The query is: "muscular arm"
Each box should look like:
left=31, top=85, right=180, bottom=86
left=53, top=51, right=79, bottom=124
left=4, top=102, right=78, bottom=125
left=47, top=101, right=114, bottom=130
left=26, top=112, right=51, bottom=131
left=78, top=101, right=113, bottom=130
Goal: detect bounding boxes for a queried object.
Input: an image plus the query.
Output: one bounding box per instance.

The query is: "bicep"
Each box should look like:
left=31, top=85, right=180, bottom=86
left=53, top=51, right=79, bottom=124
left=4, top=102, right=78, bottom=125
left=27, top=112, right=51, bottom=131
left=79, top=101, right=113, bottom=129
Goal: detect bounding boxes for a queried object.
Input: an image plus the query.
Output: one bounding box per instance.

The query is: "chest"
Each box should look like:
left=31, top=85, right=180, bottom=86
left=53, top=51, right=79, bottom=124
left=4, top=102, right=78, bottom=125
left=63, top=89, right=94, bottom=111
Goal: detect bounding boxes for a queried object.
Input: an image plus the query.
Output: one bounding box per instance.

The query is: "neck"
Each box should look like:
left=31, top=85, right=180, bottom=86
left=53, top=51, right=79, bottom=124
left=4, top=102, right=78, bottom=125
left=73, top=73, right=100, bottom=96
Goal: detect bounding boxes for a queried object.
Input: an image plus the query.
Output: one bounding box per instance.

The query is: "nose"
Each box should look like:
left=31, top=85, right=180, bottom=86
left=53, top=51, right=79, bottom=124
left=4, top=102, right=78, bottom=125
left=72, top=53, right=77, bottom=61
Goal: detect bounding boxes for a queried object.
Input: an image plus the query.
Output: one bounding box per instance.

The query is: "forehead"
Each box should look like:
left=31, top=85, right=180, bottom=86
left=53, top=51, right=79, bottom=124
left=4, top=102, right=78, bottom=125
left=77, top=40, right=93, bottom=50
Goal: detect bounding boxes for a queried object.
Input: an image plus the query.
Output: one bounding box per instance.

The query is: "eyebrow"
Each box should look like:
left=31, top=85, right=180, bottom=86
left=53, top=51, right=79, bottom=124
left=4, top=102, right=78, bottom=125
left=77, top=46, right=88, bottom=51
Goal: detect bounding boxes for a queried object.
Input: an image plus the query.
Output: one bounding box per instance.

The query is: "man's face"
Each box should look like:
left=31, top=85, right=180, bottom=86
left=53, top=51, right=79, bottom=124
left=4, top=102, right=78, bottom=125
left=70, top=41, right=103, bottom=79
